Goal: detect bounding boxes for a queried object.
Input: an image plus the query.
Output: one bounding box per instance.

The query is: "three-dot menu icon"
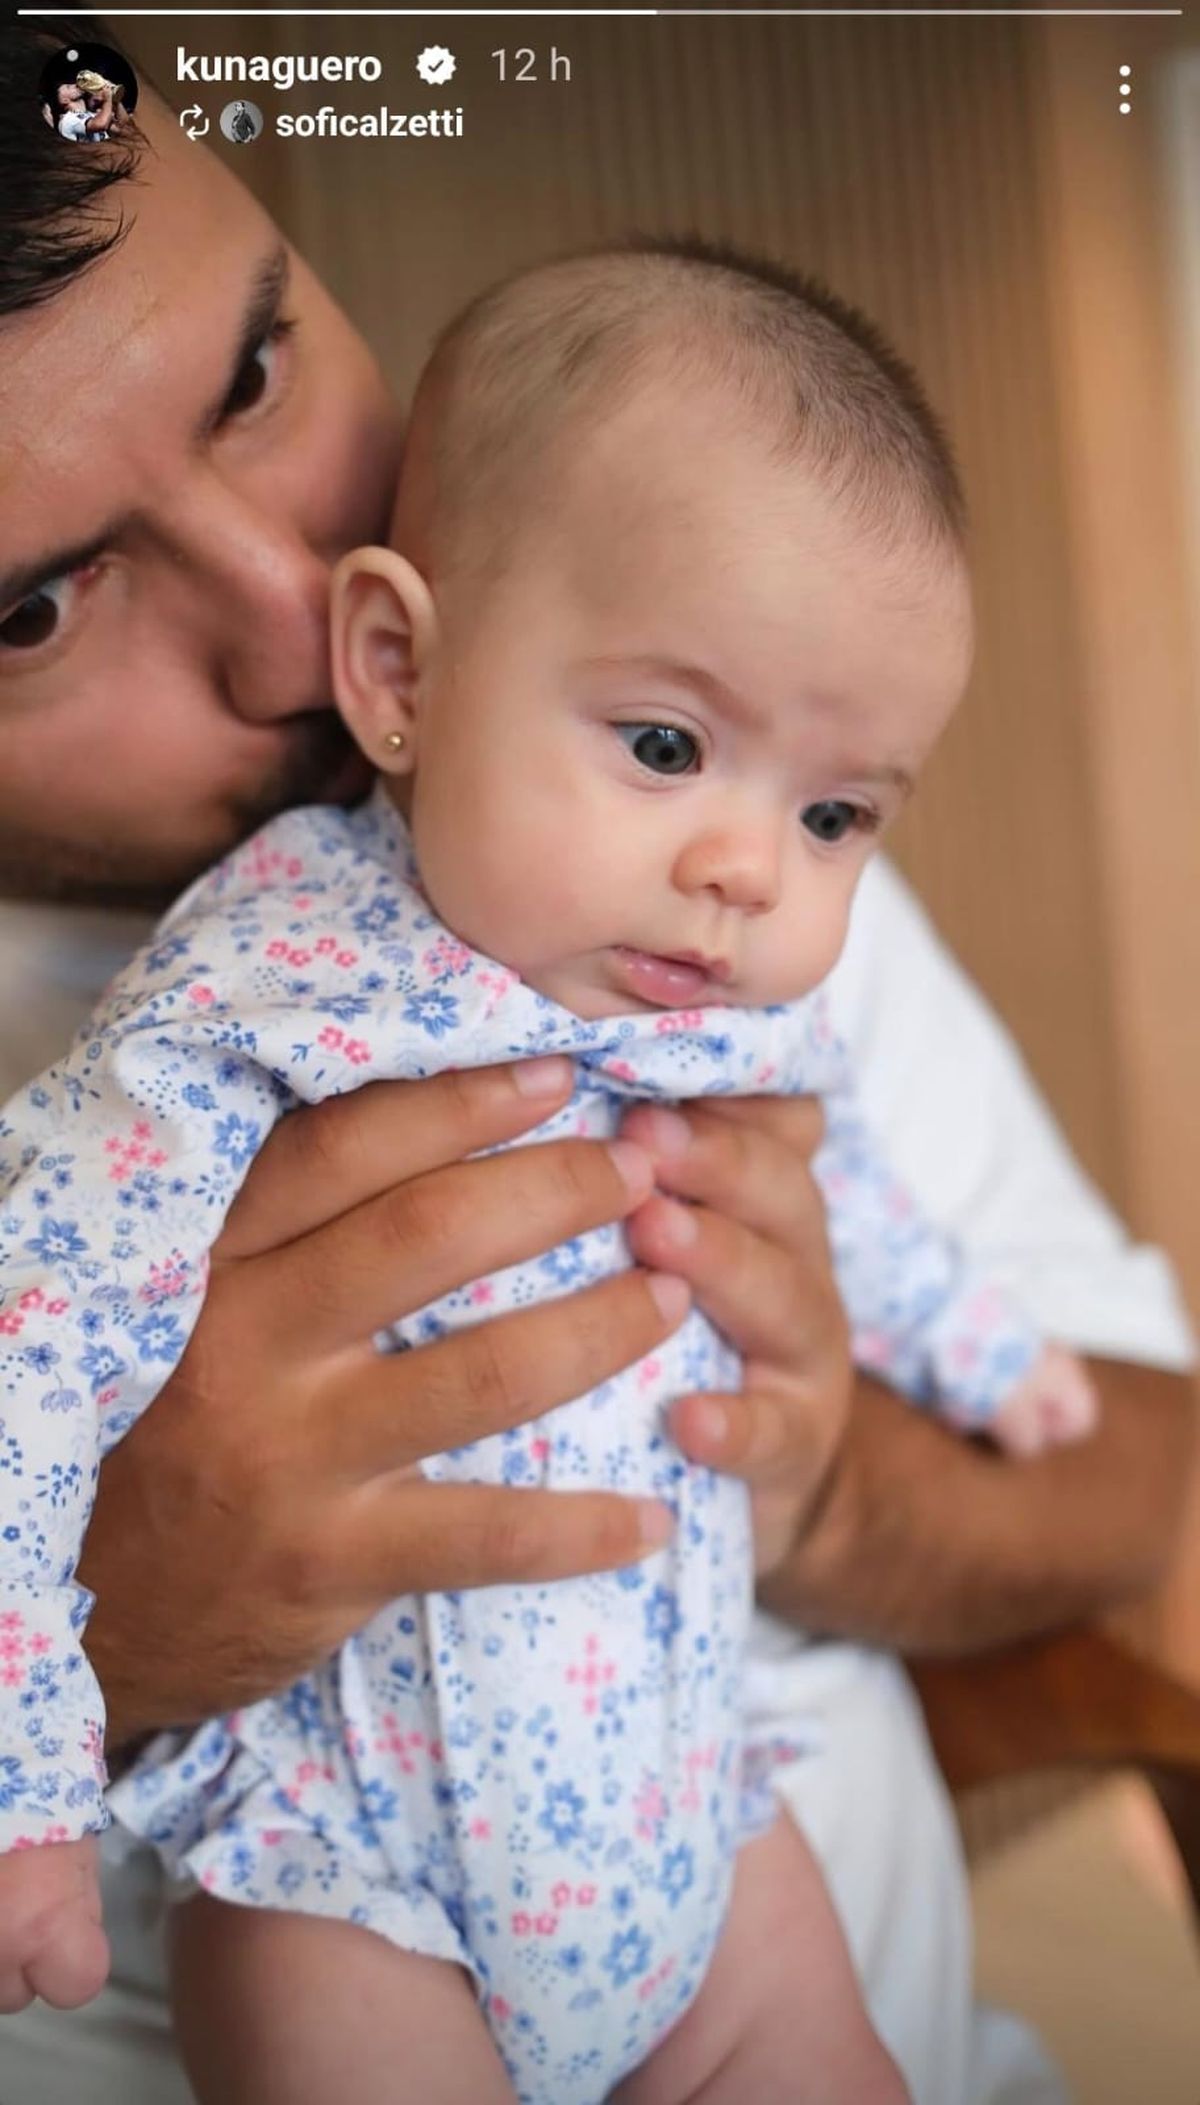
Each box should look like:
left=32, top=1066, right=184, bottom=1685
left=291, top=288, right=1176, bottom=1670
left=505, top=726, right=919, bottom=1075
left=1119, top=64, right=1132, bottom=116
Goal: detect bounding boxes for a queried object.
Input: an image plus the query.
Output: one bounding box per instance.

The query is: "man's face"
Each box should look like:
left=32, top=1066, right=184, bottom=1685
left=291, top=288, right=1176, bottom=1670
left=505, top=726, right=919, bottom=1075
left=0, top=94, right=400, bottom=907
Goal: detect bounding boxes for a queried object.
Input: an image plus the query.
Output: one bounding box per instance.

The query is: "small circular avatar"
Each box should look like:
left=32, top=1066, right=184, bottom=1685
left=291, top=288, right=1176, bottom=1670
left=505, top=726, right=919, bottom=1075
left=220, top=99, right=265, bottom=147
left=39, top=41, right=138, bottom=144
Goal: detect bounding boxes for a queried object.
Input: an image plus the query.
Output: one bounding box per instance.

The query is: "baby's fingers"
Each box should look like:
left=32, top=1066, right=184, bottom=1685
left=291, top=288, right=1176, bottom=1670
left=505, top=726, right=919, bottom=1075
left=0, top=1834, right=109, bottom=2014
left=24, top=1908, right=110, bottom=2010
left=0, top=1907, right=108, bottom=2014
left=0, top=1960, right=35, bottom=2015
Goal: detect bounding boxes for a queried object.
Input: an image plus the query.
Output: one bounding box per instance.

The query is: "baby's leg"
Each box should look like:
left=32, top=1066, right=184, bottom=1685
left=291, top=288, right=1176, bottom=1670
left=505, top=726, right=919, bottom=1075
left=612, top=1815, right=908, bottom=2105
left=170, top=1894, right=516, bottom=2105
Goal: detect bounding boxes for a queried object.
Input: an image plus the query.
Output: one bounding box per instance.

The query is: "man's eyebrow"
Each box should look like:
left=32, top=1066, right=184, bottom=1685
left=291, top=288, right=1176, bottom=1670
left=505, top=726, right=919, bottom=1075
left=0, top=530, right=131, bottom=621
left=195, top=241, right=291, bottom=440
left=0, top=248, right=293, bottom=619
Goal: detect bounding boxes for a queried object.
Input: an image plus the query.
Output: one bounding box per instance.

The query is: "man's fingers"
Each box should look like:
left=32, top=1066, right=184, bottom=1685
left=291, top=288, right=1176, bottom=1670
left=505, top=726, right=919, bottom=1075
left=321, top=1268, right=691, bottom=1474
left=624, top=1195, right=816, bottom=1364
left=246, top=1133, right=658, bottom=1354
left=696, top=1092, right=826, bottom=1161
left=619, top=1097, right=828, bottom=1252
left=346, top=1481, right=675, bottom=1597
left=669, top=1377, right=820, bottom=1490
left=219, top=1058, right=576, bottom=1258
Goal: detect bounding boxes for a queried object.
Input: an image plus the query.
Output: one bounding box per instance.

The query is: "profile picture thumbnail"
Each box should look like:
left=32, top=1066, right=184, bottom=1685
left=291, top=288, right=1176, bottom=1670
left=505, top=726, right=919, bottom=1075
left=220, top=99, right=265, bottom=147
left=39, top=41, right=138, bottom=144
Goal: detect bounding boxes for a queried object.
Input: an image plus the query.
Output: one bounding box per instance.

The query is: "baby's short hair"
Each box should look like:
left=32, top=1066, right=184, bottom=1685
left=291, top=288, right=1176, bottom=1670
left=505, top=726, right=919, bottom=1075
left=403, top=237, right=965, bottom=581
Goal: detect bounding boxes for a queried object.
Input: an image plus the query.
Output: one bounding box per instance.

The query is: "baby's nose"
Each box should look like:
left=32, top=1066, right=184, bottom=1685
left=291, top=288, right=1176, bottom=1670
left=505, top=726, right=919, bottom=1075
left=672, top=828, right=782, bottom=913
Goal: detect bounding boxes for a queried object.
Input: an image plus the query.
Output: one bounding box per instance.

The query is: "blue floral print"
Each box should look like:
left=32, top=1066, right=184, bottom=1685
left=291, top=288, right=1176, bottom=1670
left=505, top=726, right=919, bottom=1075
left=0, top=786, right=1041, bottom=2103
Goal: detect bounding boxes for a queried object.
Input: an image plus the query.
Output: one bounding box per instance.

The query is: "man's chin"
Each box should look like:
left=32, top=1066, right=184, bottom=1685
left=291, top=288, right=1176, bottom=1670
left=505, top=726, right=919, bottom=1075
left=0, top=848, right=215, bottom=916
left=0, top=732, right=374, bottom=914
left=312, top=745, right=374, bottom=808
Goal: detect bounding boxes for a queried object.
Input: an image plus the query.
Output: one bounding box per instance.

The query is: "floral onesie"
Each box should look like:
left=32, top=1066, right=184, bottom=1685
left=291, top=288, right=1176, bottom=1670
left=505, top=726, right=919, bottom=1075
left=0, top=787, right=1041, bottom=2102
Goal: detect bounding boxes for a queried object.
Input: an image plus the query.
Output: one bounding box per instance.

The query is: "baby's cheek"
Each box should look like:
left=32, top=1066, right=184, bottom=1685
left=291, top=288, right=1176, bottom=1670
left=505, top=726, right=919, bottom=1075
left=425, top=816, right=591, bottom=973
left=409, top=802, right=520, bottom=955
left=788, top=894, right=855, bottom=996
left=510, top=862, right=602, bottom=967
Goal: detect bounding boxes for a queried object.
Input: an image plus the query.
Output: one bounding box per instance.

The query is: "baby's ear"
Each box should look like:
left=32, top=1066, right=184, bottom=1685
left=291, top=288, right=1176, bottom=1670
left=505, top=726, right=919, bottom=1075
left=329, top=548, right=438, bottom=775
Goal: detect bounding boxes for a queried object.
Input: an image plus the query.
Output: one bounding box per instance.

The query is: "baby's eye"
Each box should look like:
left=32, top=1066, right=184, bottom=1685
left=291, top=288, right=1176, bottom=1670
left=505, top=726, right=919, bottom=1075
left=616, top=724, right=700, bottom=776
left=801, top=800, right=865, bottom=845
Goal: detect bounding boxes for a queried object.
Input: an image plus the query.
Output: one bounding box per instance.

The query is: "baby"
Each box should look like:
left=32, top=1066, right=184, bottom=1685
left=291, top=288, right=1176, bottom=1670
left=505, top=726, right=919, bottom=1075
left=0, top=243, right=1096, bottom=2102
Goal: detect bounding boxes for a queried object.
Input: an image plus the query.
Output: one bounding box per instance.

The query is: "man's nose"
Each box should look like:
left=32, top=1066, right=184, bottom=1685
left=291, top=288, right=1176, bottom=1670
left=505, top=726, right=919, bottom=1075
left=173, top=478, right=335, bottom=725
left=671, top=821, right=784, bottom=914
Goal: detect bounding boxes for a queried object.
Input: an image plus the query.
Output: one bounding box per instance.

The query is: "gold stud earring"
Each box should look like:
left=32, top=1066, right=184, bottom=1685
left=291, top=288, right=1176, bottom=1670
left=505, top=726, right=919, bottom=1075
left=383, top=731, right=406, bottom=753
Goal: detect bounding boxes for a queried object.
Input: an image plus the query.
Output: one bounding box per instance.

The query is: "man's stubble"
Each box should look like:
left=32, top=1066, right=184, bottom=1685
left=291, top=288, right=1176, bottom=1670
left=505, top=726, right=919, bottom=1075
left=0, top=713, right=360, bottom=912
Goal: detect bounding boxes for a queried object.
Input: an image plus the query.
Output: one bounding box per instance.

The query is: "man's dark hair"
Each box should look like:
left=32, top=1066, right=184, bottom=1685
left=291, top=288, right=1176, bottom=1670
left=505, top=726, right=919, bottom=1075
left=2, top=14, right=143, bottom=320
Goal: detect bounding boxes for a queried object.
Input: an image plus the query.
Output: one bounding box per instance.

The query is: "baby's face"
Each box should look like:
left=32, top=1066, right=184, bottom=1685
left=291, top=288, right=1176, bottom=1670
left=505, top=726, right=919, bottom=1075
left=350, top=382, right=972, bottom=1018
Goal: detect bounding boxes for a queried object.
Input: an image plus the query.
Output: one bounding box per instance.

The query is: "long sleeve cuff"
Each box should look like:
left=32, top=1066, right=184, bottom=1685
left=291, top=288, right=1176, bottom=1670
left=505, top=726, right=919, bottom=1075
left=852, top=1269, right=1043, bottom=1426
left=0, top=1581, right=108, bottom=1849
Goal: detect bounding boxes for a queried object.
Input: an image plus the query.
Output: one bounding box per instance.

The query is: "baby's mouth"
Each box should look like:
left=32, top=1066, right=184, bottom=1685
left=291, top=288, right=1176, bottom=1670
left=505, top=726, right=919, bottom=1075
left=608, top=946, right=732, bottom=1008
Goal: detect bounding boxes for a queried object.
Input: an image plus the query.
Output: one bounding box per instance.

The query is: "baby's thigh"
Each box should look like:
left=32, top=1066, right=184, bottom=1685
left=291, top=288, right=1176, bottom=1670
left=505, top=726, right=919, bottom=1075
left=611, top=1815, right=907, bottom=2105
left=169, top=1895, right=515, bottom=2105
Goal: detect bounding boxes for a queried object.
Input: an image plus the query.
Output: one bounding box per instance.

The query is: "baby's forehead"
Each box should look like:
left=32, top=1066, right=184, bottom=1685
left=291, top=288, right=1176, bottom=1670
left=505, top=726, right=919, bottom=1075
left=569, top=441, right=968, bottom=672
left=402, top=248, right=967, bottom=601
left=551, top=383, right=951, bottom=583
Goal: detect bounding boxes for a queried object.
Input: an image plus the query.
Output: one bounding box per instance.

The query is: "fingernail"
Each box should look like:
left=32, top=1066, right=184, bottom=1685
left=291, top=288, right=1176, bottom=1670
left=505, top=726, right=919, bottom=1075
left=659, top=1201, right=697, bottom=1249
left=646, top=1107, right=691, bottom=1157
left=638, top=1499, right=676, bottom=1549
left=648, top=1272, right=690, bottom=1323
left=514, top=1055, right=574, bottom=1097
left=686, top=1397, right=728, bottom=1447
left=609, top=1138, right=653, bottom=1198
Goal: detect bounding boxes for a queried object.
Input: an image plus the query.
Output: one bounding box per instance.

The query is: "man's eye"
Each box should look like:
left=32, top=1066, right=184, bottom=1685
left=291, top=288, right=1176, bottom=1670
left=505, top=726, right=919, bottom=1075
left=0, top=573, right=82, bottom=653
left=219, top=320, right=294, bottom=423
left=801, top=800, right=866, bottom=845
left=616, top=723, right=700, bottom=776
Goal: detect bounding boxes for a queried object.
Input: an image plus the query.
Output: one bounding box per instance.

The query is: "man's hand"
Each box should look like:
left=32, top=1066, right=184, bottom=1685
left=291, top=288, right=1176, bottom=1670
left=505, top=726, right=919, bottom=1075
left=619, top=1095, right=853, bottom=1575
left=80, top=1058, right=688, bottom=1748
left=758, top=1357, right=1197, bottom=1655
left=620, top=1095, right=1197, bottom=1653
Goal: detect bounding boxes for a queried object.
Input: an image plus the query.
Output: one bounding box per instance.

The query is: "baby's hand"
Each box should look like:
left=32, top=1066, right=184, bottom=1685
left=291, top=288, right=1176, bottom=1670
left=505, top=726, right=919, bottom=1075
left=991, top=1343, right=1099, bottom=1458
left=0, top=1834, right=108, bottom=2014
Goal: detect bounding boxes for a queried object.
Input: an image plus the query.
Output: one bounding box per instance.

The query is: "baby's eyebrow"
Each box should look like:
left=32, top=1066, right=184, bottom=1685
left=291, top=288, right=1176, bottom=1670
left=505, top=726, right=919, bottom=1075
left=856, top=763, right=916, bottom=798
left=579, top=653, right=770, bottom=732
left=579, top=656, right=917, bottom=796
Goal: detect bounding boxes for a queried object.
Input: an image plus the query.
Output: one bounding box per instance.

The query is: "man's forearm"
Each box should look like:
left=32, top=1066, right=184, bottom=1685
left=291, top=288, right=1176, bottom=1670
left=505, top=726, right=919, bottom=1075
left=759, top=1358, right=1197, bottom=1655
